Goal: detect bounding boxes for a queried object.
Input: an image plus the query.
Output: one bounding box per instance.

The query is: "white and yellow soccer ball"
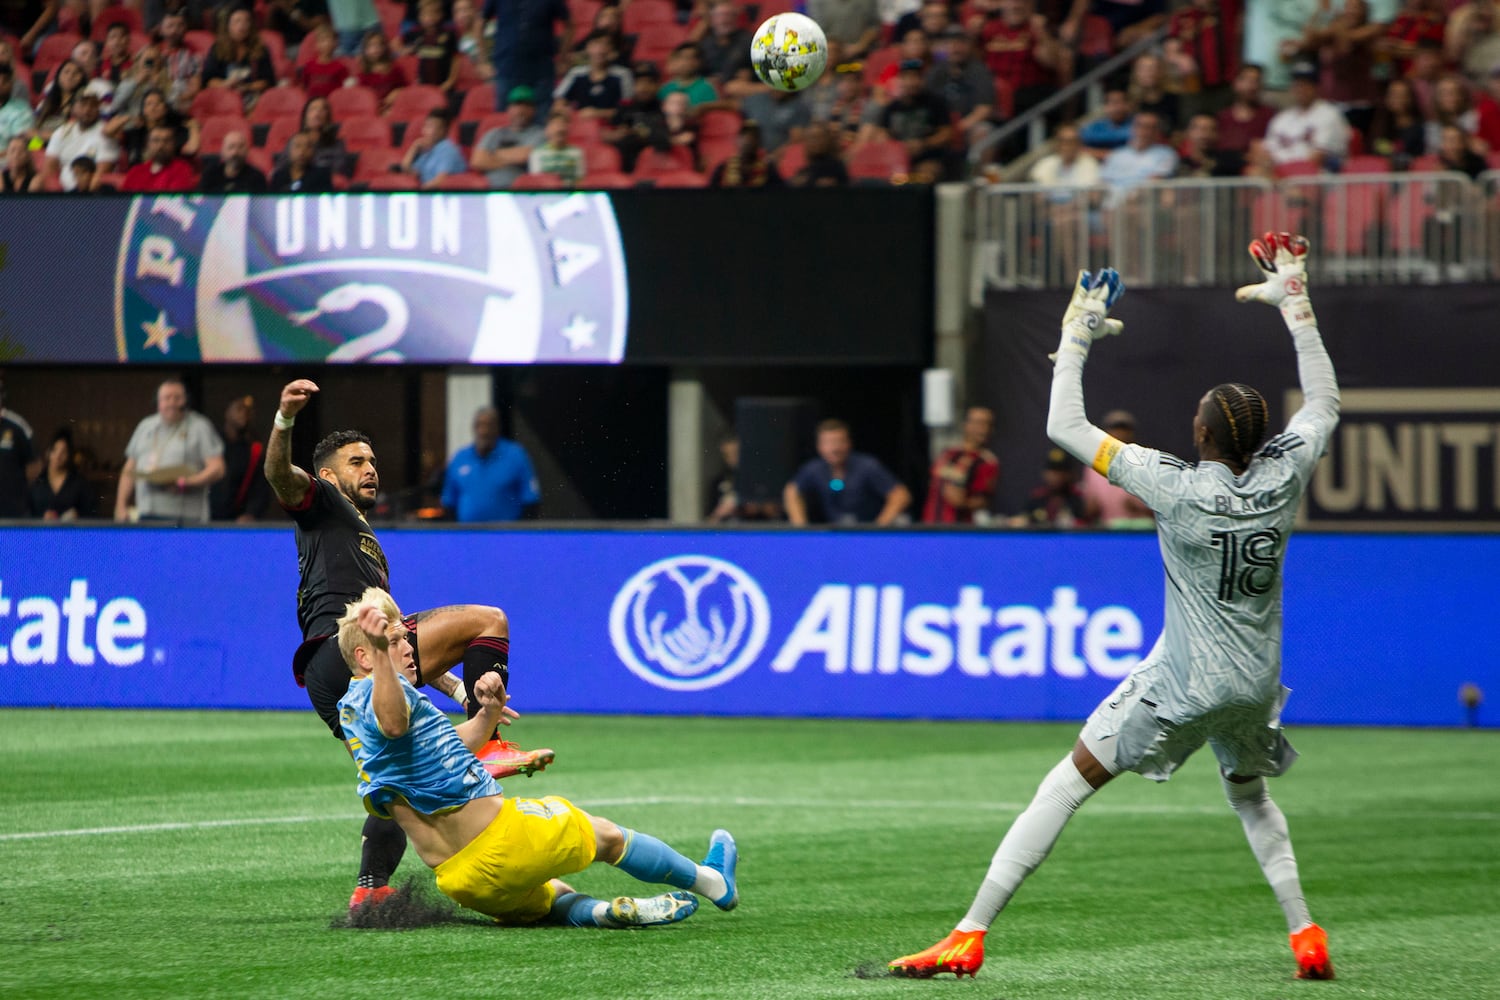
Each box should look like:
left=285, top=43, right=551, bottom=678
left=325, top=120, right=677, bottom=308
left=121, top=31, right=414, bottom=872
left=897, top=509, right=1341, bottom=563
left=749, top=12, right=829, bottom=92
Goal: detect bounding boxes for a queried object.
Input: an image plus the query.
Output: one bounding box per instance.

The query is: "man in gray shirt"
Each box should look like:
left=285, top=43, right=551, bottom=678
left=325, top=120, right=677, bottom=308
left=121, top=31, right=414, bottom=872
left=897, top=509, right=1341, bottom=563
left=471, top=86, right=546, bottom=188
left=114, top=377, right=225, bottom=523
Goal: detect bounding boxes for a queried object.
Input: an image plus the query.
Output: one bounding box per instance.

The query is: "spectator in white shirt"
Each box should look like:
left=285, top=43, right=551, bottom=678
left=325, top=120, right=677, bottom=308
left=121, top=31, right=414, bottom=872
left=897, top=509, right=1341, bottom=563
left=44, top=90, right=119, bottom=190
left=1263, top=61, right=1351, bottom=167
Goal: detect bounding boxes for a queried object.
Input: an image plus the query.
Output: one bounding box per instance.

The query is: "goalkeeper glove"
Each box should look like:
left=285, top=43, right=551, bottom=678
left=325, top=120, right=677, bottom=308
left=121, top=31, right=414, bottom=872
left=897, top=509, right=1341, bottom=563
left=1053, top=268, right=1125, bottom=362
left=1234, top=231, right=1316, bottom=330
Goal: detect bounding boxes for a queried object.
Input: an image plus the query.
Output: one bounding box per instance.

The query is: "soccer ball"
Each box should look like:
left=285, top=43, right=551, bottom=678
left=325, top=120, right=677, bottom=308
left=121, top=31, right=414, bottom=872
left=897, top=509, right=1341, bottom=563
left=749, top=13, right=829, bottom=93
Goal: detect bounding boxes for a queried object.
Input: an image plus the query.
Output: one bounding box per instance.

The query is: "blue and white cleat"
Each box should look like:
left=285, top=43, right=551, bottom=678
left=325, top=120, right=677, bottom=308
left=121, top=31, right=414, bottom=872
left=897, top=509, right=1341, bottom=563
left=702, top=828, right=739, bottom=911
left=609, top=891, right=699, bottom=927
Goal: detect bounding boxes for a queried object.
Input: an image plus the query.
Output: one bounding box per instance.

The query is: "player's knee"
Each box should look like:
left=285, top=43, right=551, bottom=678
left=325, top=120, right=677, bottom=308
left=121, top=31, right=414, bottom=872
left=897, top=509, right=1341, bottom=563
left=590, top=815, right=625, bottom=863
left=476, top=605, right=508, bottom=637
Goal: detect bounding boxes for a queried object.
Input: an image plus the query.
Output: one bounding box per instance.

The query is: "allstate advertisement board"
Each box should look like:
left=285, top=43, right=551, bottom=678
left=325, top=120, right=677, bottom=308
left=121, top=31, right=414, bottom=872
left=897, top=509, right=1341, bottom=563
left=0, top=528, right=1492, bottom=728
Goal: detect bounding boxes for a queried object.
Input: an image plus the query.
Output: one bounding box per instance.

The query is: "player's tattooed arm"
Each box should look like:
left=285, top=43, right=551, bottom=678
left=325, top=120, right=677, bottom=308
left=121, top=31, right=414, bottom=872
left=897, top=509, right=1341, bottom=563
left=265, top=379, right=318, bottom=507
left=431, top=670, right=467, bottom=706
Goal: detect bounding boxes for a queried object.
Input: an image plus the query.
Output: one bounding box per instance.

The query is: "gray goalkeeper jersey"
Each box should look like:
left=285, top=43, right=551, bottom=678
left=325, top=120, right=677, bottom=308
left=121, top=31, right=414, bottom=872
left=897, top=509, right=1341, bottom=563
left=1103, top=403, right=1336, bottom=720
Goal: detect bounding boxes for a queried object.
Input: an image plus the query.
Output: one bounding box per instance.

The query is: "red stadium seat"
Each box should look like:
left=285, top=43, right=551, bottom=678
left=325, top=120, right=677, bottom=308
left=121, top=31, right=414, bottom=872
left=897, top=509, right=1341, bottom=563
left=697, top=108, right=742, bottom=139
left=1407, top=154, right=1442, bottom=172
left=579, top=141, right=622, bottom=174
left=33, top=33, right=82, bottom=74
left=861, top=45, right=900, bottom=87
left=184, top=30, right=215, bottom=57
left=365, top=172, right=420, bottom=190
left=199, top=114, right=254, bottom=155
left=847, top=139, right=910, bottom=181
left=632, top=145, right=695, bottom=178
left=570, top=0, right=603, bottom=34
left=1273, top=159, right=1321, bottom=179
left=432, top=171, right=490, bottom=190
left=698, top=136, right=737, bottom=172
left=250, top=85, right=308, bottom=123
left=374, top=0, right=405, bottom=39
left=387, top=83, right=447, bottom=120
left=579, top=170, right=635, bottom=188
left=1321, top=177, right=1385, bottom=255
left=192, top=86, right=248, bottom=119
left=775, top=141, right=806, bottom=181
left=511, top=171, right=565, bottom=189
left=633, top=22, right=690, bottom=67
left=328, top=85, right=380, bottom=120
left=262, top=115, right=301, bottom=151
left=622, top=0, right=676, bottom=33
left=1340, top=154, right=1390, bottom=175
left=353, top=146, right=404, bottom=179
left=91, top=6, right=143, bottom=41
left=650, top=169, right=709, bottom=187
left=471, top=112, right=513, bottom=142
left=566, top=115, right=603, bottom=144
left=459, top=85, right=496, bottom=119
left=246, top=147, right=275, bottom=175
left=340, top=115, right=394, bottom=151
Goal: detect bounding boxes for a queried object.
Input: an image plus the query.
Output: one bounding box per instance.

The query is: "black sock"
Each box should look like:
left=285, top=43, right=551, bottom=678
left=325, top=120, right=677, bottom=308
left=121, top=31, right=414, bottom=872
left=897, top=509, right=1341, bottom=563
left=358, top=815, right=406, bottom=888
left=462, top=636, right=510, bottom=720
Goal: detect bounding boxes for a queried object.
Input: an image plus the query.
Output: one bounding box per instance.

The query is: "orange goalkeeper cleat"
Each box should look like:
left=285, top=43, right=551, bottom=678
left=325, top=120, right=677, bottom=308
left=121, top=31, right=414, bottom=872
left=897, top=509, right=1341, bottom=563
left=1290, top=923, right=1335, bottom=980
left=475, top=738, right=555, bottom=779
left=348, top=884, right=395, bottom=912
left=889, top=929, right=986, bottom=978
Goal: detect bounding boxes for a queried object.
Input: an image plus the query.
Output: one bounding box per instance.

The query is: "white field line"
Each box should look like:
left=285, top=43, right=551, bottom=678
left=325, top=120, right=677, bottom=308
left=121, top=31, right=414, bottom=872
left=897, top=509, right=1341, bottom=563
left=2, top=795, right=1497, bottom=843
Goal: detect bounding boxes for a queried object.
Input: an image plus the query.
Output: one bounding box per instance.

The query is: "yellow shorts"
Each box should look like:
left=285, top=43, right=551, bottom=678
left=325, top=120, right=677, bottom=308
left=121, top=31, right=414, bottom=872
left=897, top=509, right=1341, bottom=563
left=433, top=796, right=598, bottom=925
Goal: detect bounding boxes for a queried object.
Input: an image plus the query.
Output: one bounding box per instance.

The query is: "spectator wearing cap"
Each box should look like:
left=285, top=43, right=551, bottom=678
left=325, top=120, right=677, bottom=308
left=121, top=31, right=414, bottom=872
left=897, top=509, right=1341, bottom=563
left=1263, top=61, right=1350, bottom=167
left=609, top=61, right=669, bottom=172
left=555, top=30, right=634, bottom=121
left=44, top=88, right=118, bottom=190
left=1011, top=446, right=1091, bottom=529
left=874, top=59, right=951, bottom=180
left=739, top=86, right=812, bottom=154
left=200, top=129, right=268, bottom=193
left=471, top=85, right=545, bottom=187
left=527, top=109, right=586, bottom=185
left=709, top=118, right=783, bottom=186
left=808, top=0, right=883, bottom=59
left=120, top=122, right=199, bottom=191
left=658, top=42, right=719, bottom=108
left=403, top=109, right=468, bottom=187
left=789, top=121, right=850, bottom=186
left=486, top=0, right=571, bottom=117
left=927, top=26, right=996, bottom=152
left=784, top=418, right=912, bottom=526
left=1080, top=411, right=1153, bottom=528
left=0, top=64, right=32, bottom=146
left=697, top=0, right=759, bottom=97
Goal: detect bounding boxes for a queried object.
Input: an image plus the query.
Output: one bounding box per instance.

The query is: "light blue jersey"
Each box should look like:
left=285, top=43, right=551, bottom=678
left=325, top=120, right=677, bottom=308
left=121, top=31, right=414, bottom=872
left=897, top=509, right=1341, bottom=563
left=338, top=674, right=500, bottom=819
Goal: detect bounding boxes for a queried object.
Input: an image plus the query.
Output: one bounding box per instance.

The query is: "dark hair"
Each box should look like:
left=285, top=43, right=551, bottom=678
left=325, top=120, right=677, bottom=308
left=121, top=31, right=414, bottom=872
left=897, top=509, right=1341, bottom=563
left=70, top=154, right=97, bottom=172
left=1202, top=383, right=1269, bottom=468
left=816, top=418, right=850, bottom=437
left=49, top=426, right=74, bottom=450
left=313, top=429, right=373, bottom=471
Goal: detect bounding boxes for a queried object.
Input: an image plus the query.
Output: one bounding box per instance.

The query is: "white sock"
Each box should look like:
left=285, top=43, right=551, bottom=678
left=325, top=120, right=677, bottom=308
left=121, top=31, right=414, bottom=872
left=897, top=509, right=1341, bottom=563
left=956, top=755, right=1098, bottom=932
left=690, top=864, right=727, bottom=901
left=1223, top=775, right=1312, bottom=932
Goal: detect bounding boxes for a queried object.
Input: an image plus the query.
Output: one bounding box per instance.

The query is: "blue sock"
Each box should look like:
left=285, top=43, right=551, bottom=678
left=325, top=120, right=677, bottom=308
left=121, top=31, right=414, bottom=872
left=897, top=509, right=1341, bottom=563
left=549, top=891, right=608, bottom=927
left=614, top=828, right=698, bottom=890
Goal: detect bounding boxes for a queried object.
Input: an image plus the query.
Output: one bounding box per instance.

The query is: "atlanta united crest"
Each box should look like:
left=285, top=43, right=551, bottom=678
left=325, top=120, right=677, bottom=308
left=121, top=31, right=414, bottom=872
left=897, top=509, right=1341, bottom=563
left=115, top=193, right=629, bottom=363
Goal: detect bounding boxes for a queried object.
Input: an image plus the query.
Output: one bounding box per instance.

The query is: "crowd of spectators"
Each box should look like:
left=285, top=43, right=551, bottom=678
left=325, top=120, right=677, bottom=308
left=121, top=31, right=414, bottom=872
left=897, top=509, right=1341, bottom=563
left=4, top=0, right=1487, bottom=192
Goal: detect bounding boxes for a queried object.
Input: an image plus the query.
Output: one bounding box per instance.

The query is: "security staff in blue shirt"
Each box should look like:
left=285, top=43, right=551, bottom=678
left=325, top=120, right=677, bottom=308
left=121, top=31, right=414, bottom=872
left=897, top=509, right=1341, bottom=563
left=784, top=418, right=912, bottom=525
left=442, top=407, right=541, bottom=522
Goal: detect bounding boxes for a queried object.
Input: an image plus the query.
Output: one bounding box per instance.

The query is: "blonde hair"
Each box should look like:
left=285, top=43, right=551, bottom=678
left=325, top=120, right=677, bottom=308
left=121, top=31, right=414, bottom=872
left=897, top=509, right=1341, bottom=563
left=336, top=586, right=404, bottom=673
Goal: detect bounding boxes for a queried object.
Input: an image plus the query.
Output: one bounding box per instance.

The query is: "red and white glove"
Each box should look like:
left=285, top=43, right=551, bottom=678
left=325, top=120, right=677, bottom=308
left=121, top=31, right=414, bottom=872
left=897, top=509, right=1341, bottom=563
left=1235, top=231, right=1316, bottom=330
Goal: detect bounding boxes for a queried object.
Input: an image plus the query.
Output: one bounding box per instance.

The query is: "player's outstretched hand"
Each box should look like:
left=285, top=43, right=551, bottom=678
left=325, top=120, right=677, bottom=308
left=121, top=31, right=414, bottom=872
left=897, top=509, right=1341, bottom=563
left=356, top=604, right=391, bottom=651
left=1235, top=232, right=1316, bottom=329
left=472, top=672, right=521, bottom=725
left=278, top=379, right=320, bottom=419
left=1053, top=268, right=1124, bottom=361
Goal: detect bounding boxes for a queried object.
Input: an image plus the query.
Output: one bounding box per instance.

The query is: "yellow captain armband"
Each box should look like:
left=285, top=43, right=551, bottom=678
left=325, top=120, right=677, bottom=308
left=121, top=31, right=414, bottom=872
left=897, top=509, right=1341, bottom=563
left=1092, top=437, right=1123, bottom=476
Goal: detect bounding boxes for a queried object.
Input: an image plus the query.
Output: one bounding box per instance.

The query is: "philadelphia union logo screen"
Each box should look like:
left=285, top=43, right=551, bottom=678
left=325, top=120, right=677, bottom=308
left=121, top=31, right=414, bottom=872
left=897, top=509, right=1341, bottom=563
left=609, top=555, right=771, bottom=692
left=115, top=193, right=628, bottom=363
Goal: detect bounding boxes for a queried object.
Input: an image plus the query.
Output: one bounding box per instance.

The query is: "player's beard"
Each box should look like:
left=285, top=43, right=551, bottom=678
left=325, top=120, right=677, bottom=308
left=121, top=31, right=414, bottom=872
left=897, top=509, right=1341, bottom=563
left=340, top=478, right=378, bottom=513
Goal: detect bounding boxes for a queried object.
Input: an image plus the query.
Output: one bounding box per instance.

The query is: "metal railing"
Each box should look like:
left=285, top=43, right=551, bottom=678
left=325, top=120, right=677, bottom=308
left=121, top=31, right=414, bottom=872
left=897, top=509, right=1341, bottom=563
left=971, top=172, right=1497, bottom=294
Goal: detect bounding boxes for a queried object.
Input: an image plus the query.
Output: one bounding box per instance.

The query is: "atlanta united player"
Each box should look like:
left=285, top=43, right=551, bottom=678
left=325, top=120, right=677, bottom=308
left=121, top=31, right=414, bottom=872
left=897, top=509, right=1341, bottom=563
left=891, top=233, right=1340, bottom=981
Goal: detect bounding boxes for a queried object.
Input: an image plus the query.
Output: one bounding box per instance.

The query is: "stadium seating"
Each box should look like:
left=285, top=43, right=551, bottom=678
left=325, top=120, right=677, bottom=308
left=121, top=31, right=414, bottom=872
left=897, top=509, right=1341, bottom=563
left=250, top=86, right=308, bottom=123
left=698, top=137, right=737, bottom=173
left=622, top=0, right=676, bottom=33
left=340, top=116, right=395, bottom=152
left=354, top=146, right=404, bottom=180
left=579, top=170, right=635, bottom=188
left=33, top=33, right=82, bottom=76
left=579, top=141, right=623, bottom=174
left=262, top=116, right=301, bottom=152
left=775, top=141, right=806, bottom=181
left=328, top=85, right=380, bottom=120
left=200, top=115, right=254, bottom=154
left=847, top=140, right=910, bottom=182
left=184, top=30, right=215, bottom=56
left=698, top=109, right=743, bottom=140
left=458, top=86, right=496, bottom=120
left=387, top=84, right=448, bottom=120
left=631, top=146, right=696, bottom=179
left=511, top=172, right=565, bottom=189
left=633, top=22, right=690, bottom=67
left=365, top=172, right=420, bottom=190
left=433, top=171, right=489, bottom=190
left=649, top=169, right=709, bottom=187
left=91, top=5, right=143, bottom=41
left=566, top=116, right=603, bottom=144
left=1340, top=155, right=1391, bottom=176
left=192, top=86, right=248, bottom=120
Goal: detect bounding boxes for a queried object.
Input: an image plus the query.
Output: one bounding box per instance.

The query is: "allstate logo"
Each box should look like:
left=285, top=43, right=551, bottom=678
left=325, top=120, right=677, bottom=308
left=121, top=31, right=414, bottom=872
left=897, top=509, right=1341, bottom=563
left=115, top=193, right=628, bottom=364
left=609, top=555, right=771, bottom=692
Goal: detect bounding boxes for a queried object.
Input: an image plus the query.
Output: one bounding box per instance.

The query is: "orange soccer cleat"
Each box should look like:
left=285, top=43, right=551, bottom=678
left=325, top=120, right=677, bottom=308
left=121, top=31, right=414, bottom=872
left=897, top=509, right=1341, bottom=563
left=475, top=738, right=555, bottom=779
left=888, top=929, right=986, bottom=979
left=1290, top=922, right=1335, bottom=980
left=348, top=884, right=395, bottom=912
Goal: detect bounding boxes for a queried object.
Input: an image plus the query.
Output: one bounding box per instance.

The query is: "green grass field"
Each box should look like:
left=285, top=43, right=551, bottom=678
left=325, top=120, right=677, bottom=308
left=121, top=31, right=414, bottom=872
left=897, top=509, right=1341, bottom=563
left=2, top=711, right=1496, bottom=1000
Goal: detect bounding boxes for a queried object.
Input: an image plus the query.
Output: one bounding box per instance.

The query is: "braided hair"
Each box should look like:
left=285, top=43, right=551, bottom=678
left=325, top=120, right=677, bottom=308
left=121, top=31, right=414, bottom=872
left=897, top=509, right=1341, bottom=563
left=1201, top=383, right=1270, bottom=470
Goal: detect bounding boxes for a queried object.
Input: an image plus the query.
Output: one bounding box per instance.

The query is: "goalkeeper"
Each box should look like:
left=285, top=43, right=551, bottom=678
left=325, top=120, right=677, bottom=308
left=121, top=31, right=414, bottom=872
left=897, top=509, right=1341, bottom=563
left=335, top=587, right=740, bottom=929
left=891, top=233, right=1341, bottom=981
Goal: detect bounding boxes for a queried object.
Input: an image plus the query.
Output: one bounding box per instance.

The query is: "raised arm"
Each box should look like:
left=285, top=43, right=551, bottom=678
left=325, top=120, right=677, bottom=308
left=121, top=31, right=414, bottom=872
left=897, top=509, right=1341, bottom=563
left=264, top=379, right=318, bottom=507
left=357, top=604, right=412, bottom=739
left=1234, top=232, right=1340, bottom=438
left=1045, top=269, right=1126, bottom=469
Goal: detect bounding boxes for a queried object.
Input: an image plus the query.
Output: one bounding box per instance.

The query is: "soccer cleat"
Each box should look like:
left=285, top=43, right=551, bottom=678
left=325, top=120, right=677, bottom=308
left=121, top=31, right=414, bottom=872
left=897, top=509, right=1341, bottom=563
left=475, top=738, right=555, bottom=779
left=1290, top=922, right=1335, bottom=980
left=348, top=884, right=395, bottom=912
left=888, top=929, right=986, bottom=979
left=701, top=828, right=739, bottom=911
left=608, top=891, right=699, bottom=928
